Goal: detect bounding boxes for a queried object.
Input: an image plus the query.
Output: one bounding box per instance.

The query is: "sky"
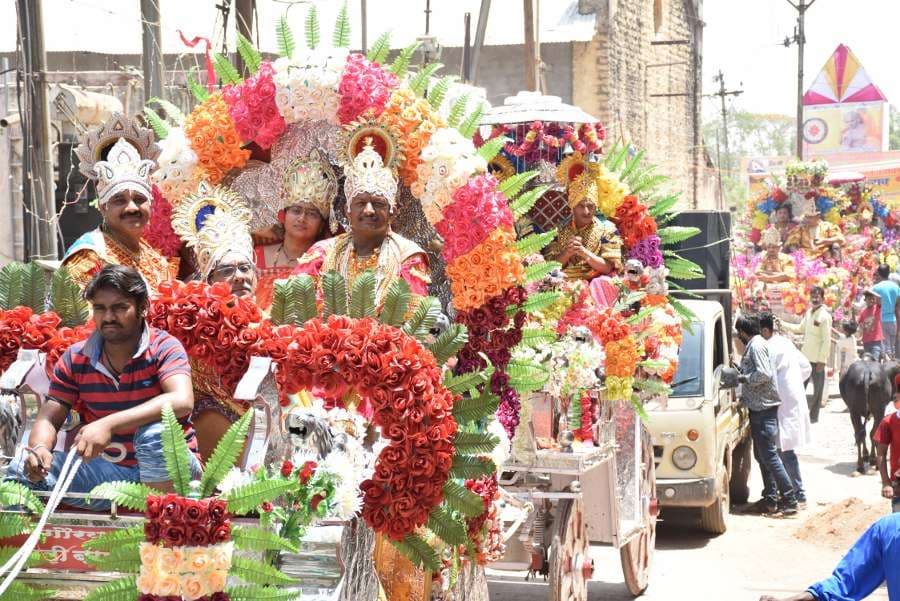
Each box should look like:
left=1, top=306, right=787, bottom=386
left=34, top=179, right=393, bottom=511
left=702, top=0, right=900, bottom=117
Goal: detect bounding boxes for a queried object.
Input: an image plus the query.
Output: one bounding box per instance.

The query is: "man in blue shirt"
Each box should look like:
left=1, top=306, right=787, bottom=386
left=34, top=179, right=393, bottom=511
left=873, top=264, right=900, bottom=360
left=759, top=512, right=900, bottom=600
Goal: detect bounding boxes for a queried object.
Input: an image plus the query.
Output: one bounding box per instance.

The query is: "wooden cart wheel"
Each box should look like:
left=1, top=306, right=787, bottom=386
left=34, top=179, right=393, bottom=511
left=549, top=498, right=592, bottom=601
left=620, top=425, right=657, bottom=597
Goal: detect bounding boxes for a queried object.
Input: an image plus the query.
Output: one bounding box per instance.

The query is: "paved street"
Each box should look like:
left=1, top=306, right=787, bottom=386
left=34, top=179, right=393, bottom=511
left=488, top=389, right=893, bottom=600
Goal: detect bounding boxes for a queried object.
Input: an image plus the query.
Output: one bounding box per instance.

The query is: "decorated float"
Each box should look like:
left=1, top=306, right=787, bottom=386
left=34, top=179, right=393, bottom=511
left=0, top=6, right=698, bottom=601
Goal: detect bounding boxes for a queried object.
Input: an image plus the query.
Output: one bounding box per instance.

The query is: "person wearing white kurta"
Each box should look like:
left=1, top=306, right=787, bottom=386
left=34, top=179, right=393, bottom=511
left=761, top=313, right=813, bottom=505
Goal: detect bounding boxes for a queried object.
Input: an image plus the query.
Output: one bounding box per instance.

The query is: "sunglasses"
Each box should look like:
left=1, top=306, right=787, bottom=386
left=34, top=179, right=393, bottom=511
left=212, top=262, right=256, bottom=279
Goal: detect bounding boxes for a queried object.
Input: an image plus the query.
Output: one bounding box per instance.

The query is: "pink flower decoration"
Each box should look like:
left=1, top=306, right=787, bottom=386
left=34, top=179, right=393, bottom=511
left=222, top=61, right=286, bottom=149
left=337, top=54, right=399, bottom=125
left=144, top=186, right=182, bottom=258
left=435, top=175, right=514, bottom=264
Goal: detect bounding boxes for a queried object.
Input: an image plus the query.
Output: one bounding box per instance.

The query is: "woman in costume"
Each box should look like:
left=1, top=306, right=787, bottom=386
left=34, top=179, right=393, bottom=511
left=254, top=150, right=337, bottom=308
left=64, top=114, right=171, bottom=291
left=171, top=184, right=258, bottom=458
left=294, top=123, right=430, bottom=304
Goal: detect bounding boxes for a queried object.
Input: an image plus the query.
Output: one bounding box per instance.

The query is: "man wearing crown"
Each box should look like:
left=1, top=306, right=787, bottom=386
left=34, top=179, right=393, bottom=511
left=757, top=227, right=796, bottom=285
left=294, top=126, right=430, bottom=305
left=63, top=116, right=171, bottom=292
left=783, top=206, right=844, bottom=258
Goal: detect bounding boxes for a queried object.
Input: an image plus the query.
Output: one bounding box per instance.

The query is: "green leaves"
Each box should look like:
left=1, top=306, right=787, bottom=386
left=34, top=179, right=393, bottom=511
left=349, top=270, right=377, bottom=318
left=231, top=556, right=299, bottom=586
left=269, top=280, right=291, bottom=326
left=511, top=184, right=550, bottom=220
left=380, top=278, right=411, bottom=327
left=453, top=431, right=498, bottom=455
left=226, top=585, right=299, bottom=601
left=277, top=14, right=296, bottom=58
left=409, top=63, right=443, bottom=97
left=304, top=4, right=321, bottom=50
left=458, top=102, right=485, bottom=138
left=213, top=52, right=242, bottom=85
left=232, top=524, right=299, bottom=553
left=389, top=41, right=420, bottom=78
left=20, top=262, right=47, bottom=314
left=322, top=271, right=348, bottom=318
left=427, top=505, right=471, bottom=547
left=224, top=478, right=297, bottom=515
left=517, top=291, right=563, bottom=314
left=236, top=31, right=262, bottom=75
left=83, top=576, right=138, bottom=601
left=272, top=276, right=317, bottom=325
left=401, top=296, right=442, bottom=341
left=658, top=225, right=701, bottom=245
left=648, top=193, right=680, bottom=218
left=449, top=455, right=496, bottom=480
left=0, top=581, right=54, bottom=601
left=0, top=481, right=44, bottom=514
left=428, top=323, right=468, bottom=365
left=447, top=93, right=469, bottom=128
left=392, top=534, right=441, bottom=571
left=142, top=107, right=170, bottom=140
left=90, top=482, right=163, bottom=511
left=476, top=136, right=508, bottom=162
left=147, top=97, right=186, bottom=125
left=515, top=229, right=557, bottom=255
left=442, top=480, right=487, bottom=517
left=161, top=402, right=193, bottom=496
left=366, top=31, right=392, bottom=64
left=428, top=75, right=456, bottom=110
left=187, top=67, right=209, bottom=102
left=444, top=367, right=493, bottom=394
left=519, top=326, right=557, bottom=348
left=85, top=544, right=141, bottom=573
left=506, top=357, right=550, bottom=392
left=332, top=1, right=351, bottom=48
left=524, top=260, right=562, bottom=284
left=201, top=408, right=254, bottom=497
left=452, top=389, right=500, bottom=424
left=0, top=514, right=31, bottom=538
left=0, top=262, right=26, bottom=311
left=666, top=256, right=705, bottom=280
left=82, top=525, right=145, bottom=552
left=499, top=170, right=538, bottom=199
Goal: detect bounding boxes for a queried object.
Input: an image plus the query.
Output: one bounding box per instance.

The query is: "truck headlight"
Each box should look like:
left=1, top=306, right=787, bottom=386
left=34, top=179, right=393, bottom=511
left=672, top=446, right=697, bottom=470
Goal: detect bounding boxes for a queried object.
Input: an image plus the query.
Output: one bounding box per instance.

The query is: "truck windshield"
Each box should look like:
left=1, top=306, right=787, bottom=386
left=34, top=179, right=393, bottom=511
left=670, top=322, right=704, bottom=397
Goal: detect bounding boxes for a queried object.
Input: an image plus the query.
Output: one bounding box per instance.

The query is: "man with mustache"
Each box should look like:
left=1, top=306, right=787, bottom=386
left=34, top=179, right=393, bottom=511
left=5, top=265, right=200, bottom=509
left=64, top=115, right=171, bottom=292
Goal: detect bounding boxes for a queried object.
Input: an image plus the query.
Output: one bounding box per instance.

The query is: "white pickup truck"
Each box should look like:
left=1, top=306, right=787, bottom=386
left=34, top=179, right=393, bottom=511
left=644, top=297, right=750, bottom=534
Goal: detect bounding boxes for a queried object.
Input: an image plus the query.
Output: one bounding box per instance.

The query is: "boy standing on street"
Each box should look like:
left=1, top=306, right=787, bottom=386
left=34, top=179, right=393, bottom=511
left=875, top=374, right=900, bottom=513
left=858, top=289, right=884, bottom=361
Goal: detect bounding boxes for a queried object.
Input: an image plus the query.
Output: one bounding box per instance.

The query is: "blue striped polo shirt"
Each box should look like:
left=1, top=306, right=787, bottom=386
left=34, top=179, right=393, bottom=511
left=48, top=325, right=197, bottom=466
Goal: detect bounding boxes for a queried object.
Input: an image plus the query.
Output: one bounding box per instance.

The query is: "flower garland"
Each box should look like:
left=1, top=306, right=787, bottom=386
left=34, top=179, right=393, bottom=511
left=151, top=127, right=202, bottom=205
left=272, top=49, right=346, bottom=126
left=336, top=53, right=398, bottom=125
left=474, top=121, right=606, bottom=158
left=378, top=88, right=446, bottom=187
left=445, top=227, right=525, bottom=313
left=222, top=61, right=286, bottom=150
left=145, top=187, right=183, bottom=259
left=183, top=93, right=251, bottom=185
left=413, top=128, right=488, bottom=223
left=435, top=174, right=514, bottom=264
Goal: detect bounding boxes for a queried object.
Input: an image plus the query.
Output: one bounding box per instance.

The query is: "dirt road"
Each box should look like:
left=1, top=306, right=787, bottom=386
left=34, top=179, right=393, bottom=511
left=487, top=394, right=893, bottom=600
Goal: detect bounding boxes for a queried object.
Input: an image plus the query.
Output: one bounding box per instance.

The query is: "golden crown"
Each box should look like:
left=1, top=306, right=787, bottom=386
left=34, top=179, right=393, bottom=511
left=93, top=139, right=156, bottom=206
left=281, top=150, right=338, bottom=218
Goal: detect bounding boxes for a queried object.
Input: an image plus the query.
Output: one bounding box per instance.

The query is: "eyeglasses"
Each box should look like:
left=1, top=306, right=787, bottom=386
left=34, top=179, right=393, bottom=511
left=212, top=262, right=256, bottom=279
left=626, top=269, right=641, bottom=276
left=285, top=205, right=322, bottom=219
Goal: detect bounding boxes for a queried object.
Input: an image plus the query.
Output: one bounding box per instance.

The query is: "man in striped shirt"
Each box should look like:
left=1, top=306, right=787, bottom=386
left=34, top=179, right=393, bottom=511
left=7, top=265, right=200, bottom=510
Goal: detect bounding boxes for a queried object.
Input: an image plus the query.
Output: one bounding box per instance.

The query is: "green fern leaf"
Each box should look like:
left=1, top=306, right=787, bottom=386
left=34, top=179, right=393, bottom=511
left=666, top=258, right=705, bottom=280
left=669, top=297, right=698, bottom=325
left=515, top=229, right=557, bottom=255
left=0, top=514, right=31, bottom=538
left=447, top=93, right=469, bottom=127
left=392, top=534, right=441, bottom=571
left=291, top=275, right=318, bottom=324
left=84, top=544, right=141, bottom=573
left=269, top=280, right=292, bottom=326
left=389, top=41, right=420, bottom=78
left=427, top=505, right=470, bottom=546
left=452, top=390, right=500, bottom=424
left=648, top=193, right=680, bottom=217
left=231, top=556, right=298, bottom=586
left=0, top=481, right=44, bottom=514
left=366, top=31, right=392, bottom=64
left=511, top=184, right=550, bottom=219
left=631, top=172, right=668, bottom=196
left=658, top=225, right=701, bottom=245
left=201, top=408, right=254, bottom=497
left=618, top=149, right=645, bottom=181
left=236, top=31, right=263, bottom=75
left=409, top=62, right=443, bottom=97
left=633, top=378, right=672, bottom=397
left=232, top=524, right=300, bottom=553
left=453, top=431, right=499, bottom=455
left=226, top=585, right=299, bottom=601
left=428, top=75, right=456, bottom=110
left=458, top=102, right=485, bottom=138
left=401, top=296, right=441, bottom=340
left=449, top=455, right=495, bottom=480
left=213, top=52, right=242, bottom=85
left=519, top=326, right=557, bottom=348
left=21, top=263, right=47, bottom=314
left=147, top=97, right=186, bottom=125
left=50, top=266, right=89, bottom=326
left=428, top=323, right=468, bottom=365
left=83, top=576, right=138, bottom=601
left=379, top=278, right=411, bottom=327
left=187, top=67, right=210, bottom=102
left=499, top=170, right=538, bottom=199
left=142, top=107, right=170, bottom=140
left=476, top=135, right=508, bottom=162
left=277, top=14, right=296, bottom=58
left=524, top=260, right=562, bottom=284
left=82, top=525, right=145, bottom=552
left=604, top=143, right=629, bottom=172
left=349, top=270, right=377, bottom=319
left=90, top=482, right=162, bottom=511
left=444, top=366, right=493, bottom=393
left=321, top=271, right=348, bottom=318
left=0, top=546, right=43, bottom=569
left=506, top=358, right=550, bottom=392
left=161, top=403, right=192, bottom=496
left=0, top=262, right=24, bottom=310
left=332, top=1, right=351, bottom=48
left=442, top=480, right=487, bottom=517
left=224, top=478, right=297, bottom=515
left=0, top=582, right=53, bottom=601
left=518, top=291, right=563, bottom=314
left=304, top=4, right=321, bottom=49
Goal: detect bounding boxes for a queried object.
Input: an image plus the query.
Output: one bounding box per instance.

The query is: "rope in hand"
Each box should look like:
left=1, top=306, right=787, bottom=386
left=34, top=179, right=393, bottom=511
left=0, top=447, right=82, bottom=595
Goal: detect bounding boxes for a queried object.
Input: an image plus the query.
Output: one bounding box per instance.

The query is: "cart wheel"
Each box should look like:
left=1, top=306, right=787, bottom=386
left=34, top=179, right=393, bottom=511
left=620, top=426, right=657, bottom=597
left=549, top=498, right=592, bottom=601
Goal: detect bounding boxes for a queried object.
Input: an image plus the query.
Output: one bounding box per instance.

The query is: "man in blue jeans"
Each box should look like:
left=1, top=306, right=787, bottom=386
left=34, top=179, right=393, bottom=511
left=6, top=266, right=201, bottom=510
left=873, top=264, right=900, bottom=360
left=735, top=314, right=798, bottom=517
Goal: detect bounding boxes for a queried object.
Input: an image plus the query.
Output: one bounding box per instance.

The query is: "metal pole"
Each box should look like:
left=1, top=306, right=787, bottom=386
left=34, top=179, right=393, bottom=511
left=461, top=13, right=472, bottom=82
left=17, top=0, right=57, bottom=260
left=470, top=0, right=490, bottom=84
left=140, top=0, right=164, bottom=103
left=795, top=0, right=806, bottom=159
left=361, top=0, right=368, bottom=54
left=523, top=0, right=537, bottom=91
left=718, top=70, right=731, bottom=178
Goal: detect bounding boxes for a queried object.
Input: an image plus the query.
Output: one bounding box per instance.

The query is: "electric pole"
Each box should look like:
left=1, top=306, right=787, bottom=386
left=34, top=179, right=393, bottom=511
left=784, top=0, right=816, bottom=159
left=234, top=0, right=256, bottom=76
left=140, top=0, right=164, bottom=102
left=17, top=0, right=58, bottom=260
left=523, top=0, right=539, bottom=92
left=710, top=70, right=742, bottom=184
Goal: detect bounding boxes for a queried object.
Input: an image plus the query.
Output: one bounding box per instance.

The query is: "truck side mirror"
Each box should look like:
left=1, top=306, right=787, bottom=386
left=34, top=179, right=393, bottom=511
left=720, top=366, right=740, bottom=390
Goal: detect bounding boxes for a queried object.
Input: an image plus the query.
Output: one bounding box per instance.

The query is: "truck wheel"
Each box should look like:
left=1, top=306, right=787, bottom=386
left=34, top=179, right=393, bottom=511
left=729, top=438, right=752, bottom=505
left=700, top=464, right=729, bottom=535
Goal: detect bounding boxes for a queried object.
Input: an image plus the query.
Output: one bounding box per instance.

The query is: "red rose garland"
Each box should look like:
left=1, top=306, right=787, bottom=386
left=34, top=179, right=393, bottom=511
left=144, top=494, right=231, bottom=548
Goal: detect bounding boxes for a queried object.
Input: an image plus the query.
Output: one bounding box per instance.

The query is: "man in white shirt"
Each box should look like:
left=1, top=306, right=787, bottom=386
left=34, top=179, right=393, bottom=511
left=761, top=312, right=813, bottom=508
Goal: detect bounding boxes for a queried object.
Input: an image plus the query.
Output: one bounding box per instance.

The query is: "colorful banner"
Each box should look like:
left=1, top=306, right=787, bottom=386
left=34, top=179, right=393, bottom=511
left=802, top=101, right=888, bottom=155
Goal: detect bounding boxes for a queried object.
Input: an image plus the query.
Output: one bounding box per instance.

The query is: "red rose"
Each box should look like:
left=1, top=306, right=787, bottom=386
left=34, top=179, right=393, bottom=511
left=310, top=494, right=325, bottom=512
left=261, top=502, right=273, bottom=513
left=161, top=495, right=183, bottom=523
left=211, top=522, right=231, bottom=543
left=208, top=499, right=228, bottom=525
left=298, top=460, right=317, bottom=484
left=144, top=521, right=160, bottom=543
left=281, top=460, right=294, bottom=477
left=161, top=525, right=186, bottom=546
left=146, top=495, right=164, bottom=520
left=182, top=499, right=206, bottom=525
left=188, top=528, right=209, bottom=546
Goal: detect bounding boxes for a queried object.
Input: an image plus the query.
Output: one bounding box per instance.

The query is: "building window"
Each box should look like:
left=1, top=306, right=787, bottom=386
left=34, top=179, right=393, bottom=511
left=654, top=0, right=664, bottom=33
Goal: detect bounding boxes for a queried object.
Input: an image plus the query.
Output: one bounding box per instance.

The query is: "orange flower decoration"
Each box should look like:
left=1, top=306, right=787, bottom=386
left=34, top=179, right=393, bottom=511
left=446, top=227, right=525, bottom=311
left=378, top=88, right=446, bottom=187
left=183, top=93, right=251, bottom=185
left=604, top=336, right=640, bottom=378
